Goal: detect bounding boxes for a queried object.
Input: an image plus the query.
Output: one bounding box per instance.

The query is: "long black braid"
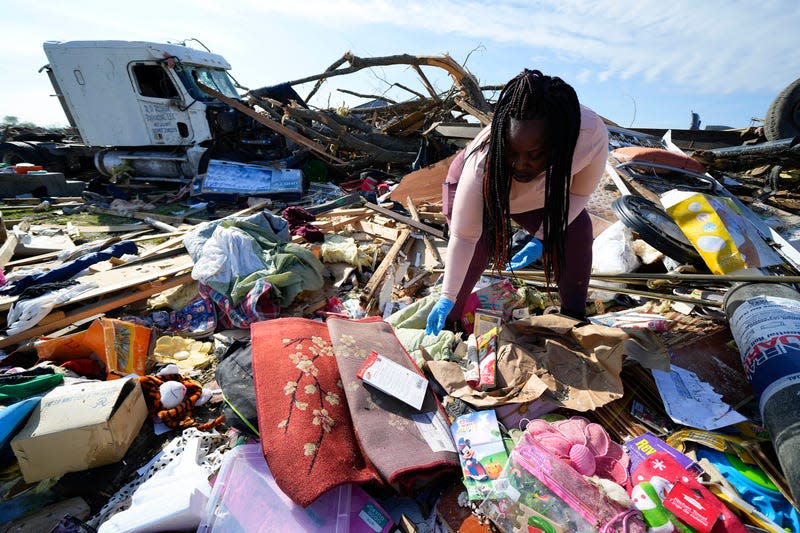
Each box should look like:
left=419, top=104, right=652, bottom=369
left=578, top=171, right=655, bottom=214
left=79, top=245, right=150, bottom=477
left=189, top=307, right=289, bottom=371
left=481, top=69, right=581, bottom=286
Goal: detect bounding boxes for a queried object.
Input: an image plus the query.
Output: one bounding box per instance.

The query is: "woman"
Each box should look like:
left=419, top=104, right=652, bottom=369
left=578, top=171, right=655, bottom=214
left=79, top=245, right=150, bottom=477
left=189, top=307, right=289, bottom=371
left=425, top=69, right=608, bottom=335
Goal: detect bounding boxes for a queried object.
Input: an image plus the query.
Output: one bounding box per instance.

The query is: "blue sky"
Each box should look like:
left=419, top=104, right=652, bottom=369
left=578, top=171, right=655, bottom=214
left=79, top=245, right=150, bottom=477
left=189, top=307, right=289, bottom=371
left=2, top=0, right=799, bottom=130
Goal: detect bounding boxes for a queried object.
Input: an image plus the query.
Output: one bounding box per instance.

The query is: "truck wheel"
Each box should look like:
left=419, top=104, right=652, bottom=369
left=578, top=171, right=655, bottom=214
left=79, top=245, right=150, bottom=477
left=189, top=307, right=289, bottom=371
left=0, top=143, right=41, bottom=167
left=765, top=77, right=800, bottom=141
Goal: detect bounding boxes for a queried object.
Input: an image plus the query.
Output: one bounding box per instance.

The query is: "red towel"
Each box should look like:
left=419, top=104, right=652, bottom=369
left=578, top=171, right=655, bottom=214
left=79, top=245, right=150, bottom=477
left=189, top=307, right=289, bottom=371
left=251, top=318, right=380, bottom=506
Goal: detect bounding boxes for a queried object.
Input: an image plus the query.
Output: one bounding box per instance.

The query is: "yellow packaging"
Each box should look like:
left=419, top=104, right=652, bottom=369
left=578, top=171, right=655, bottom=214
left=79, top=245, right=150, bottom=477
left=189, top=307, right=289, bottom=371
left=660, top=190, right=780, bottom=274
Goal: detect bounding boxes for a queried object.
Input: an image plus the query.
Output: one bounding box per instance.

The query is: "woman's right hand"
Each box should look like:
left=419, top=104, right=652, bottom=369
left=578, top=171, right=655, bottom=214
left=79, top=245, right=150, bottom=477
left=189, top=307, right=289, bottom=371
left=425, top=297, right=455, bottom=336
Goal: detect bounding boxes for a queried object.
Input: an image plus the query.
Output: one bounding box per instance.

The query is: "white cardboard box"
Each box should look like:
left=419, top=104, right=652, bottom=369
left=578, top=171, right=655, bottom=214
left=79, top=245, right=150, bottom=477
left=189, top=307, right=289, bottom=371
left=11, top=378, right=147, bottom=483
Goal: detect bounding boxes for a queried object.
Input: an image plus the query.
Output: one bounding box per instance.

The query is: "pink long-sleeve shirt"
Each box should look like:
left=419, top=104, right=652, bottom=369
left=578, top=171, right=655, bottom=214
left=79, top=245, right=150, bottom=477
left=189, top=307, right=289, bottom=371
left=441, top=105, right=609, bottom=301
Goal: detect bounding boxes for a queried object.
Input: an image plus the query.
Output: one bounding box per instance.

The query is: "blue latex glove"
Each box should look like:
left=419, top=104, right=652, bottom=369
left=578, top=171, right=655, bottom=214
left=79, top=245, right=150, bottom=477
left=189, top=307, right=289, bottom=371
left=507, top=238, right=543, bottom=270
left=425, top=297, right=454, bottom=336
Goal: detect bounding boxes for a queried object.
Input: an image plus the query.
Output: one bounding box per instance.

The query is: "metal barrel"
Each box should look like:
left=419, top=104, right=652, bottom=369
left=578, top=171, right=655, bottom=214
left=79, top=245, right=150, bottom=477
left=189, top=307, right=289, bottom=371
left=723, top=282, right=800, bottom=502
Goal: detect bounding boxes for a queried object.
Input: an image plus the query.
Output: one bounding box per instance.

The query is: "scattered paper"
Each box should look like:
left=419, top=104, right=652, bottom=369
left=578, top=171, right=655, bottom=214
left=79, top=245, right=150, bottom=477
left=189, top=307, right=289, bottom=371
left=651, top=365, right=746, bottom=430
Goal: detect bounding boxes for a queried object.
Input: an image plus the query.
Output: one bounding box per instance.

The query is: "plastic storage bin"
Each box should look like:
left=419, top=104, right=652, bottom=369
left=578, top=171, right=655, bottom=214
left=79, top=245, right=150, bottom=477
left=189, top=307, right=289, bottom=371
left=198, top=443, right=392, bottom=533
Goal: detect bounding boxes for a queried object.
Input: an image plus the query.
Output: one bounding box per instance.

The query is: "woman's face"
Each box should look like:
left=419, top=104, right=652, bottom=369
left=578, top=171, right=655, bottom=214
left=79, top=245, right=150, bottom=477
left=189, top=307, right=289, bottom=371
left=506, top=118, right=547, bottom=183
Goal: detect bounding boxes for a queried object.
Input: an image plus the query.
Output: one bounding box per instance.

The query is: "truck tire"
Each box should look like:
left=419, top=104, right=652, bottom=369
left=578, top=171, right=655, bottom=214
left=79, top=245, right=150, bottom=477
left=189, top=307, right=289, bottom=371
left=0, top=142, right=42, bottom=167
left=612, top=194, right=704, bottom=266
left=765, top=77, right=800, bottom=141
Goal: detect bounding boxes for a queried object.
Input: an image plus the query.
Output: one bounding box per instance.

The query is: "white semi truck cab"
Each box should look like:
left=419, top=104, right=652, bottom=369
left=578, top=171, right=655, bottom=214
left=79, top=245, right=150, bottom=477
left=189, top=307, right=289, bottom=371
left=1, top=40, right=286, bottom=178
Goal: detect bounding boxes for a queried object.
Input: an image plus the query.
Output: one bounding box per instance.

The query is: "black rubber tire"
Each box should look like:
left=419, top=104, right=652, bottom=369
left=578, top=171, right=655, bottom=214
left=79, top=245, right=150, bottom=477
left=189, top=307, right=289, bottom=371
left=612, top=195, right=704, bottom=266
left=765, top=77, right=800, bottom=141
left=0, top=143, right=41, bottom=167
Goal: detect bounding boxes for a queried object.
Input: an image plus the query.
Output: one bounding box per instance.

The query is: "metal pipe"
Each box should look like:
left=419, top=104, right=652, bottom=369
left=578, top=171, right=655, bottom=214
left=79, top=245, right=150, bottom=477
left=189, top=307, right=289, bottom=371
left=430, top=268, right=800, bottom=284
left=514, top=278, right=722, bottom=308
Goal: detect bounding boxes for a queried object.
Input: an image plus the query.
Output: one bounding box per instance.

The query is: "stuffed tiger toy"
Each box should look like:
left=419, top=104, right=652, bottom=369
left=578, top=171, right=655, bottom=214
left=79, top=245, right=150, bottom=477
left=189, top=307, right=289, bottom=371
left=138, top=373, right=223, bottom=431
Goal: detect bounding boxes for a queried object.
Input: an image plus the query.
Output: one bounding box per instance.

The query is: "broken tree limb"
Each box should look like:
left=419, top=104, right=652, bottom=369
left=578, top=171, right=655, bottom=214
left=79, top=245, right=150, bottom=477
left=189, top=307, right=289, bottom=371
left=412, top=65, right=442, bottom=103
left=283, top=52, right=490, bottom=114
left=455, top=97, right=492, bottom=126
left=303, top=55, right=349, bottom=102
left=363, top=202, right=445, bottom=239
left=279, top=103, right=416, bottom=163
left=405, top=196, right=442, bottom=267
left=197, top=82, right=345, bottom=165
left=336, top=88, right=397, bottom=104
left=693, top=138, right=800, bottom=172
left=280, top=105, right=420, bottom=152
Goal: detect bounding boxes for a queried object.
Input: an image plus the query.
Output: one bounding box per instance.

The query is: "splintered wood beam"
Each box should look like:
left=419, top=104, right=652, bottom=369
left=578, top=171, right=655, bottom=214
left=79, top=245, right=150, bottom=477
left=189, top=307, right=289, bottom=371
left=196, top=82, right=345, bottom=165
left=363, top=202, right=445, bottom=239
left=363, top=229, right=412, bottom=304
left=405, top=196, right=442, bottom=267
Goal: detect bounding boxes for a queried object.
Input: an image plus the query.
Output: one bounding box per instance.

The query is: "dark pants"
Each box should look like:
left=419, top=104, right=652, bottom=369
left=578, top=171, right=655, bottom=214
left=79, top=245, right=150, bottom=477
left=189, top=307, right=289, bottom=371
left=443, top=183, right=593, bottom=322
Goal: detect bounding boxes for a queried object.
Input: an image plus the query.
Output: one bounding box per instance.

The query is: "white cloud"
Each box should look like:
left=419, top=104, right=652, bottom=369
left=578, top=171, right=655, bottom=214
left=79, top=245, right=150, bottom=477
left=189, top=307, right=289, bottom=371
left=248, top=0, right=800, bottom=94
left=576, top=68, right=592, bottom=84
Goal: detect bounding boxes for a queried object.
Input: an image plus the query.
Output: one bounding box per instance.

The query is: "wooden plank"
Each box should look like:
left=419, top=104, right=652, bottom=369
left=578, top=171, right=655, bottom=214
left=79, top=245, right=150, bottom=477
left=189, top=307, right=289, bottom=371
left=196, top=82, right=345, bottom=165
left=90, top=207, right=189, bottom=227
left=2, top=230, right=193, bottom=269
left=405, top=196, right=442, bottom=267
left=363, top=228, right=411, bottom=303
left=0, top=232, right=18, bottom=269
left=0, top=196, right=83, bottom=204
left=356, top=220, right=402, bottom=242
left=34, top=223, right=147, bottom=233
left=0, top=273, right=193, bottom=350
left=363, top=202, right=445, bottom=238
left=0, top=254, right=194, bottom=312
left=315, top=207, right=368, bottom=218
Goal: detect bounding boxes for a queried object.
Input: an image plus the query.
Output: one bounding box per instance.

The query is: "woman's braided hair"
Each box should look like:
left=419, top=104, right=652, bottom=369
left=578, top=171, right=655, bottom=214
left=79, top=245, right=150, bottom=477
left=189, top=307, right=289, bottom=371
left=481, top=69, right=581, bottom=284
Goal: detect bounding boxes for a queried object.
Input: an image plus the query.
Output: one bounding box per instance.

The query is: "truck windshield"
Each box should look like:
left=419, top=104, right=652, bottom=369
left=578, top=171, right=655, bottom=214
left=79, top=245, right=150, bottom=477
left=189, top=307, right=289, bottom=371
left=177, top=67, right=240, bottom=101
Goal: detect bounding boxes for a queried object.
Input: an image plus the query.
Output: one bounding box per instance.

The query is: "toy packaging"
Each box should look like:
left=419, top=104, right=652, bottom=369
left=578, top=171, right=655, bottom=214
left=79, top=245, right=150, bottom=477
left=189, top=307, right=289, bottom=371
left=450, top=410, right=509, bottom=501
left=481, top=438, right=646, bottom=533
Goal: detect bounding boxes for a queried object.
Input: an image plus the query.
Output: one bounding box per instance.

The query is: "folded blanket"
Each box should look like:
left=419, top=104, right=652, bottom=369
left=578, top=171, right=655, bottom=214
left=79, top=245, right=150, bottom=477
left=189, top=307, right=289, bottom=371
left=326, top=317, right=460, bottom=489
left=251, top=318, right=380, bottom=507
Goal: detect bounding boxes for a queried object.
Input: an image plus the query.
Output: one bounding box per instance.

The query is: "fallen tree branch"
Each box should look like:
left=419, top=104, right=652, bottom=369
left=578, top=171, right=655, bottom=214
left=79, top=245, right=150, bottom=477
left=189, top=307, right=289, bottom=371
left=282, top=52, right=490, bottom=114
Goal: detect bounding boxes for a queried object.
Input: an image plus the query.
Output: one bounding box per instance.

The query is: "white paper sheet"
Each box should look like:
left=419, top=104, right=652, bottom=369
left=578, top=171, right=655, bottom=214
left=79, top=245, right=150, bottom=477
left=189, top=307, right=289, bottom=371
left=651, top=365, right=747, bottom=431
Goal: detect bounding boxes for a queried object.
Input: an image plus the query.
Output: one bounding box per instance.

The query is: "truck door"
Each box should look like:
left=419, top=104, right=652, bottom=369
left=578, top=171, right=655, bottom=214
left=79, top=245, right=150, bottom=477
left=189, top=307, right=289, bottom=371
left=129, top=62, right=194, bottom=145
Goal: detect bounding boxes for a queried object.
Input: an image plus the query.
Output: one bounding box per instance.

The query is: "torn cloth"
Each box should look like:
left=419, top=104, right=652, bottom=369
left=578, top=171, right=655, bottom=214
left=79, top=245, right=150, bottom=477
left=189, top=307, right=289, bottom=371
left=428, top=315, right=655, bottom=411
left=282, top=205, right=324, bottom=243
left=187, top=214, right=323, bottom=307
left=0, top=240, right=137, bottom=296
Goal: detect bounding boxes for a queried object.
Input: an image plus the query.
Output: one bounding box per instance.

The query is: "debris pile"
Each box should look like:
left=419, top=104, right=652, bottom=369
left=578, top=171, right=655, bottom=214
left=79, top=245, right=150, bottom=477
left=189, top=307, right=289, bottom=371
left=1, top=41, right=800, bottom=533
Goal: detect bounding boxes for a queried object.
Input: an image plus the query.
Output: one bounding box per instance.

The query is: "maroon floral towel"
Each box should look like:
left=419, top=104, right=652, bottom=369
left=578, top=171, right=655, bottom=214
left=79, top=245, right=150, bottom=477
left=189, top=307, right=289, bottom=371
left=251, top=318, right=380, bottom=507
left=326, top=317, right=460, bottom=488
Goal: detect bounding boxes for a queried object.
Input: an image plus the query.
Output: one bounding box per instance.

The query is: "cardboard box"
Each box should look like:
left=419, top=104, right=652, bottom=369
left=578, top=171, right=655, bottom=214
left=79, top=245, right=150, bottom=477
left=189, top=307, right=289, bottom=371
left=11, top=378, right=147, bottom=483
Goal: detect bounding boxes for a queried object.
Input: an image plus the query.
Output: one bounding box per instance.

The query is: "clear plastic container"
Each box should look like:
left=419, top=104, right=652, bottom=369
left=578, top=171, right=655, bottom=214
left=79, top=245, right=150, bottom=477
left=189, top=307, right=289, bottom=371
left=197, top=444, right=392, bottom=533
